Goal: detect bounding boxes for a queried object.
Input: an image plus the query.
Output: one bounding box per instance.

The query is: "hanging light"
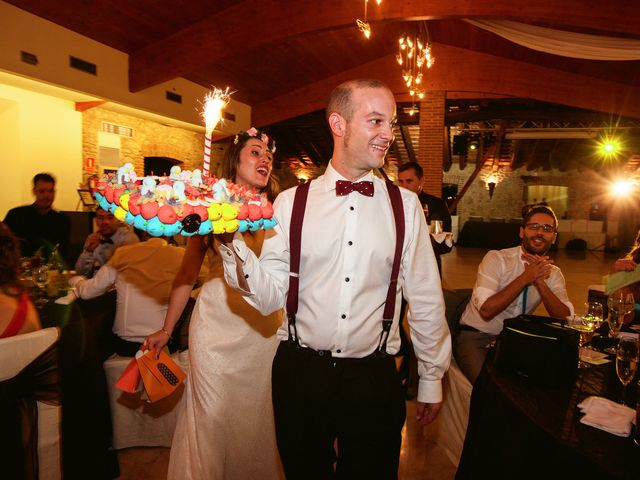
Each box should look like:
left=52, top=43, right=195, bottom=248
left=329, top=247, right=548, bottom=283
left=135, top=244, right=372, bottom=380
left=396, top=21, right=435, bottom=106
left=356, top=0, right=382, bottom=39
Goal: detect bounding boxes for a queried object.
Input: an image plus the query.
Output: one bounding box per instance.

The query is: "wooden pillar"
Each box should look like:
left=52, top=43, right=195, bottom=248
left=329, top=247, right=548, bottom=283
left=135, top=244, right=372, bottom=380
left=418, top=91, right=446, bottom=197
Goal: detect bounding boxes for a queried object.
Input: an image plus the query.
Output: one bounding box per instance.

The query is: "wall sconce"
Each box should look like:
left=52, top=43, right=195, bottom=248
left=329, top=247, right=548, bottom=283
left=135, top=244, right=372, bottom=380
left=487, top=181, right=496, bottom=199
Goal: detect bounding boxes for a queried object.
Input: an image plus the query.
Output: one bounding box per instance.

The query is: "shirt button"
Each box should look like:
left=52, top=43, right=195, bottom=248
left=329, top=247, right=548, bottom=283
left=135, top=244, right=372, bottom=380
left=347, top=241, right=353, bottom=246
left=244, top=274, right=249, bottom=279
left=345, top=277, right=350, bottom=282
left=349, top=206, right=354, bottom=211
left=336, top=349, right=342, bottom=354
left=341, top=314, right=346, bottom=319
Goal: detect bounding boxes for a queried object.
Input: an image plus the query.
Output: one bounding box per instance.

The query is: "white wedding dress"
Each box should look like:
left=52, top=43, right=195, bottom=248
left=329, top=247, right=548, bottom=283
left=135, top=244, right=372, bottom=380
left=167, top=237, right=283, bottom=479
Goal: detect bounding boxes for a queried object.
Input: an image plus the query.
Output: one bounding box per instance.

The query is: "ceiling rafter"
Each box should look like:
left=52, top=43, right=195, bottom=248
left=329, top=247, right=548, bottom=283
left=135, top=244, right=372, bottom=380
left=127, top=0, right=640, bottom=92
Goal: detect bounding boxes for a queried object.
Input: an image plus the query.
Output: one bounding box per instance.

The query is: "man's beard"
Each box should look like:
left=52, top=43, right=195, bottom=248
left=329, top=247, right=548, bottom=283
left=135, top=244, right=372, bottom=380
left=522, top=236, right=550, bottom=255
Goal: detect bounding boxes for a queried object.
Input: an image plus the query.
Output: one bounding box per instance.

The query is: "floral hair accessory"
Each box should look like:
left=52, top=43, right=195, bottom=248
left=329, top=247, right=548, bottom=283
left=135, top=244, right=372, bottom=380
left=233, top=127, right=276, bottom=153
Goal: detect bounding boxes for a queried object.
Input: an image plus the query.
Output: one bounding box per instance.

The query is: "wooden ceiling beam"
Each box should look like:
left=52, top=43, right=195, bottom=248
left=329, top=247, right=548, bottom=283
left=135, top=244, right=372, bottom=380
left=128, top=0, right=640, bottom=92
left=253, top=46, right=640, bottom=126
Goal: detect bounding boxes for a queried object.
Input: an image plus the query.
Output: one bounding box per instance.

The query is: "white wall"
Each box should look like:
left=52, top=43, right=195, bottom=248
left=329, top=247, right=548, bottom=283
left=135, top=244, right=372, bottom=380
left=0, top=82, right=82, bottom=218
left=0, top=1, right=250, bottom=134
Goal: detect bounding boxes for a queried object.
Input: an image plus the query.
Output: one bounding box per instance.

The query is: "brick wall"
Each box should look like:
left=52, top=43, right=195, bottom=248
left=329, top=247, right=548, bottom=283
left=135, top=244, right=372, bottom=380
left=418, top=92, right=446, bottom=197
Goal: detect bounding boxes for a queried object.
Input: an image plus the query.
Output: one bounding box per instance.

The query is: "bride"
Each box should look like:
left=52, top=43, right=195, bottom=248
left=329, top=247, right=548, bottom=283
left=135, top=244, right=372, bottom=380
left=145, top=128, right=283, bottom=479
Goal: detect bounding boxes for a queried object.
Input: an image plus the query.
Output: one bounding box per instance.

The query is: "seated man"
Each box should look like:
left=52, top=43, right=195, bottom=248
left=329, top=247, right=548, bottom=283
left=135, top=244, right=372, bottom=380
left=75, top=209, right=138, bottom=277
left=3, top=172, right=70, bottom=260
left=454, top=205, right=573, bottom=384
left=71, top=234, right=185, bottom=356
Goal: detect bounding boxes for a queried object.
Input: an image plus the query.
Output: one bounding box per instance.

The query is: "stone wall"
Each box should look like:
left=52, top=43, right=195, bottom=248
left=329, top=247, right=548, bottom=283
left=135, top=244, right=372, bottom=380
left=445, top=163, right=623, bottom=227
left=81, top=107, right=219, bottom=183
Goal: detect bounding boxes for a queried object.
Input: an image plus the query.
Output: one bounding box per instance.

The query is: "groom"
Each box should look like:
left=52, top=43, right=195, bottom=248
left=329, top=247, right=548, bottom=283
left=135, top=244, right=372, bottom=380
left=220, top=79, right=450, bottom=478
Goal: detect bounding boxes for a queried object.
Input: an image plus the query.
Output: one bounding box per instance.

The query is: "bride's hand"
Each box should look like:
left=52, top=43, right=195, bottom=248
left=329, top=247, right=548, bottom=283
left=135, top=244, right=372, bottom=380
left=143, top=330, right=171, bottom=358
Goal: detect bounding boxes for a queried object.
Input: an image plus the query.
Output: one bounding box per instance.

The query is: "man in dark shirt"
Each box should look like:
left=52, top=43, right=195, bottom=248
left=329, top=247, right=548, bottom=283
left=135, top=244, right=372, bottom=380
left=4, top=173, right=70, bottom=261
left=398, top=162, right=452, bottom=274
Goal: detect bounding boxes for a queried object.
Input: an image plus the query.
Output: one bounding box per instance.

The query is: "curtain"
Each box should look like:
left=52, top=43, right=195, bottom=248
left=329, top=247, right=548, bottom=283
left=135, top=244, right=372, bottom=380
left=465, top=19, right=640, bottom=61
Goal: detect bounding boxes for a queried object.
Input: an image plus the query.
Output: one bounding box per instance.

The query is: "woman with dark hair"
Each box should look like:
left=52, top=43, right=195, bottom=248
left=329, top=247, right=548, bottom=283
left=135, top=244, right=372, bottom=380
left=0, top=222, right=41, bottom=337
left=145, top=129, right=283, bottom=479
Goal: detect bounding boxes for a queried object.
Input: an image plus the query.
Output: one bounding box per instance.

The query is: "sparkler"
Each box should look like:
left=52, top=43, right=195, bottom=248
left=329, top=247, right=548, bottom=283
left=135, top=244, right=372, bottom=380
left=201, top=87, right=230, bottom=177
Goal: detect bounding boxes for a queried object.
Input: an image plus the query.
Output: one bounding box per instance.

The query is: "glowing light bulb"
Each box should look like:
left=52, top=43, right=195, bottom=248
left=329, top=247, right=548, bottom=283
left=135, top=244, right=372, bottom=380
left=611, top=179, right=635, bottom=196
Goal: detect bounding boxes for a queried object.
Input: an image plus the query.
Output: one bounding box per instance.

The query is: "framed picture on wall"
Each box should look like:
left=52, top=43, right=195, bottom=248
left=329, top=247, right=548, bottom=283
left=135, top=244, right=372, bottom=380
left=77, top=189, right=96, bottom=207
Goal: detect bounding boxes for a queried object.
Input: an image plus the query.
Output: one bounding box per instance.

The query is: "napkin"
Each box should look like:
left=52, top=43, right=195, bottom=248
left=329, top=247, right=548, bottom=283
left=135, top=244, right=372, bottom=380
left=577, top=396, right=636, bottom=437
left=579, top=348, right=610, bottom=365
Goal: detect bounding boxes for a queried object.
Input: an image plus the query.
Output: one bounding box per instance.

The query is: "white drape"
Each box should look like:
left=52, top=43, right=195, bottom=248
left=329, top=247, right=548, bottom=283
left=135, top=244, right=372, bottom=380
left=465, top=19, right=640, bottom=61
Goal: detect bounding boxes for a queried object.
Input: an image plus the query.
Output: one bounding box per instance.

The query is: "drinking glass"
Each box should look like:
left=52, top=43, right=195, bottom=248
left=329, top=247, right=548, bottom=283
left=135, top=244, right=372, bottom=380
left=606, top=293, right=630, bottom=353
left=568, top=315, right=595, bottom=367
left=582, top=302, right=604, bottom=332
left=616, top=335, right=639, bottom=405
left=32, top=264, right=49, bottom=306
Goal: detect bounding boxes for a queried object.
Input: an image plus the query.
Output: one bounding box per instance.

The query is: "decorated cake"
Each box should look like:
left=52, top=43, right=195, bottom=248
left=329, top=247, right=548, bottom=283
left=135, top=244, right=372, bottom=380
left=93, top=163, right=276, bottom=237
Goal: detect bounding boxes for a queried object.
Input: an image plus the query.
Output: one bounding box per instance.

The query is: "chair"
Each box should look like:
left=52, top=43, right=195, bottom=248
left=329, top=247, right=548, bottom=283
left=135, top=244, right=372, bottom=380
left=0, top=327, right=62, bottom=480
left=103, top=350, right=189, bottom=449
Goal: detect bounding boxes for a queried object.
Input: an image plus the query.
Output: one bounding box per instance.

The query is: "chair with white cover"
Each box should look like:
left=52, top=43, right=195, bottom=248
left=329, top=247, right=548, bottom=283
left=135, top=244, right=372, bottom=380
left=0, top=327, right=62, bottom=480
left=103, top=349, right=189, bottom=449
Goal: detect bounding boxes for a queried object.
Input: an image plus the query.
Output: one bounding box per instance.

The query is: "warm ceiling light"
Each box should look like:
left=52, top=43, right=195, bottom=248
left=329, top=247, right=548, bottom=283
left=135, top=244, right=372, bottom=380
left=397, top=22, right=434, bottom=107
left=356, top=0, right=381, bottom=39
left=611, top=178, right=635, bottom=196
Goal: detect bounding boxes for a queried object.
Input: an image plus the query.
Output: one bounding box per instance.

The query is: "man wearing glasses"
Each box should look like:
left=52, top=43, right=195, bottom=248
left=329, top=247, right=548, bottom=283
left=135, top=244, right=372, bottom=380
left=454, top=205, right=573, bottom=383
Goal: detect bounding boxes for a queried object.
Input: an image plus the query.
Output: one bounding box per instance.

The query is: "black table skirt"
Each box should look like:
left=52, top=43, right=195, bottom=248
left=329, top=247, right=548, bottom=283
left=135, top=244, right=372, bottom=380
left=457, top=353, right=638, bottom=480
left=457, top=221, right=521, bottom=249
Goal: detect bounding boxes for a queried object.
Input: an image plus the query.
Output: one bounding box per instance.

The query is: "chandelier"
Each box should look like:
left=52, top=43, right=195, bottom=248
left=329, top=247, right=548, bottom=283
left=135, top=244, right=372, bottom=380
left=396, top=22, right=435, bottom=112
left=356, top=0, right=382, bottom=39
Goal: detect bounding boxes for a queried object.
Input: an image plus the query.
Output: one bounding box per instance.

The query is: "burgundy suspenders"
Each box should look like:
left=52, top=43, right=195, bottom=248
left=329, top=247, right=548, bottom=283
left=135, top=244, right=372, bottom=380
left=285, top=180, right=405, bottom=354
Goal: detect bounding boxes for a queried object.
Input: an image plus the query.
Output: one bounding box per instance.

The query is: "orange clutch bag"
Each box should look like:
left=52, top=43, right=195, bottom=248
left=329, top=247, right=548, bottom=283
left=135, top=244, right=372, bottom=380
left=135, top=349, right=187, bottom=402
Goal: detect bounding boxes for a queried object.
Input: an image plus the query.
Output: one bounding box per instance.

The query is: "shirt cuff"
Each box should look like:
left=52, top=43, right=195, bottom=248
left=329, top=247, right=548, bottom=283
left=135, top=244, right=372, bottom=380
left=218, top=236, right=252, bottom=295
left=417, top=378, right=443, bottom=404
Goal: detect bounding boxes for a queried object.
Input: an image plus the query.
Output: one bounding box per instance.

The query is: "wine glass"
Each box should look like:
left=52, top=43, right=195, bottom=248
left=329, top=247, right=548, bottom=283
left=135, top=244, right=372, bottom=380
left=616, top=335, right=639, bottom=405
left=568, top=315, right=596, bottom=368
left=606, top=293, right=628, bottom=353
left=32, top=264, right=49, bottom=306
left=582, top=301, right=604, bottom=332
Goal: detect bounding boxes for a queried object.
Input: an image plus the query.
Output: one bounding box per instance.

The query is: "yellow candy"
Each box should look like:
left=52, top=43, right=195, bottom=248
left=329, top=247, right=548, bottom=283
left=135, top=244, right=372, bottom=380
left=207, top=203, right=222, bottom=221
left=119, top=193, right=130, bottom=211
left=212, top=220, right=225, bottom=235
left=225, top=219, right=239, bottom=233
left=221, top=203, right=238, bottom=221
left=114, top=206, right=127, bottom=222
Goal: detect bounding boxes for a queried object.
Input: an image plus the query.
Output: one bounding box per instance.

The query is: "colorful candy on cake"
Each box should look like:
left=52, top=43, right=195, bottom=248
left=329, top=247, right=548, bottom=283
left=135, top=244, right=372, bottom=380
left=93, top=163, right=277, bottom=237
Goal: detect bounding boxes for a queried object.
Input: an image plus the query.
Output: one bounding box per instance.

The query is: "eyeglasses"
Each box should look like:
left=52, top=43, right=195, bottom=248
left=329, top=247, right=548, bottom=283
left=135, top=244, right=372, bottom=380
left=524, top=223, right=555, bottom=233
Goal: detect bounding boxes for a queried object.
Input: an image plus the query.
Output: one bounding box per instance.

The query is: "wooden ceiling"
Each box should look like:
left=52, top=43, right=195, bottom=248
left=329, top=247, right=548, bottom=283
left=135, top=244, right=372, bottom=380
left=8, top=0, right=640, bottom=172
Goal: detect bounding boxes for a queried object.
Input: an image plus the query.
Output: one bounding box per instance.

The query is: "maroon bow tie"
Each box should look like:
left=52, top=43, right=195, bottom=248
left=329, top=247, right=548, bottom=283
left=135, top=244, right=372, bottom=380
left=335, top=180, right=374, bottom=197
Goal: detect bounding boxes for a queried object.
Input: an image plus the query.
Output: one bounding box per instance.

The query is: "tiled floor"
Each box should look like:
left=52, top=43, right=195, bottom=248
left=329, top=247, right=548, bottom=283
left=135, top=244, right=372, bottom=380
left=116, top=245, right=618, bottom=479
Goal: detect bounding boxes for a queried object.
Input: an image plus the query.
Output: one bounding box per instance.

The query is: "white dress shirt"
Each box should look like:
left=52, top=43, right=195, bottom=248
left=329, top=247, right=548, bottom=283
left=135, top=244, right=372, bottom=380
left=74, top=238, right=185, bottom=343
left=75, top=225, right=139, bottom=276
left=220, top=162, right=451, bottom=403
left=460, top=245, right=574, bottom=336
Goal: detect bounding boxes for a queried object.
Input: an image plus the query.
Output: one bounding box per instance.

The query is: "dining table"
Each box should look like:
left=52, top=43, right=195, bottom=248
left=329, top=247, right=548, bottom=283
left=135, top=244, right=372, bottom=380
left=456, top=346, right=638, bottom=480
left=38, top=290, right=120, bottom=479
